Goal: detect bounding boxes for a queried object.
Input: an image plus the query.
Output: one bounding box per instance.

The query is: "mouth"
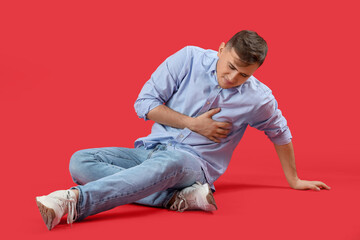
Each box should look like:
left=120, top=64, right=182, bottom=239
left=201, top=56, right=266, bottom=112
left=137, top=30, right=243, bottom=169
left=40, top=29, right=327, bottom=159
left=222, top=77, right=233, bottom=86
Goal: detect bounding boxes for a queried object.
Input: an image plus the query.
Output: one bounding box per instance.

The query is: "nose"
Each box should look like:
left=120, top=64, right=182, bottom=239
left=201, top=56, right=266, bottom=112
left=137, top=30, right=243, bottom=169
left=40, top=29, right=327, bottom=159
left=227, top=71, right=238, bottom=82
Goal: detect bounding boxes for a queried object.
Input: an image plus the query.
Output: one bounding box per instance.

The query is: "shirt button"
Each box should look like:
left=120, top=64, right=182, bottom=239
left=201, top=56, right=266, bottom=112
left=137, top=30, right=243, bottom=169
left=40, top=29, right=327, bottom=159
left=206, top=101, right=210, bottom=105
left=179, top=134, right=184, bottom=138
left=217, top=86, right=221, bottom=89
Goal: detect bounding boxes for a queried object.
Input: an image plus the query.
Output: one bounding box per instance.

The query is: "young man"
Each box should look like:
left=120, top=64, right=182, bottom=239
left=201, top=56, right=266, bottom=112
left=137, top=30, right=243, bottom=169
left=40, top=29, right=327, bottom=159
left=36, top=30, right=330, bottom=230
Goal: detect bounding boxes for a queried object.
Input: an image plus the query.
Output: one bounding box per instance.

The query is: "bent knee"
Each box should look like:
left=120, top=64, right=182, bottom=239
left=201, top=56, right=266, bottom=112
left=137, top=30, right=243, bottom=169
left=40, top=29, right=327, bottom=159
left=156, top=155, right=189, bottom=173
left=69, top=149, right=93, bottom=178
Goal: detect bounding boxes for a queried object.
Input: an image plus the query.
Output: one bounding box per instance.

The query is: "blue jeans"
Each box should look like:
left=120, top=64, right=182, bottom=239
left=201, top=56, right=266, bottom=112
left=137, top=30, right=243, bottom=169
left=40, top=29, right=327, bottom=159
left=69, top=144, right=206, bottom=221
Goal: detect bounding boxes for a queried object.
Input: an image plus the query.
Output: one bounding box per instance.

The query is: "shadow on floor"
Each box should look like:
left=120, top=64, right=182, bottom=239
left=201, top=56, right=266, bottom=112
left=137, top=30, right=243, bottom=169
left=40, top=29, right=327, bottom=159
left=214, top=181, right=289, bottom=193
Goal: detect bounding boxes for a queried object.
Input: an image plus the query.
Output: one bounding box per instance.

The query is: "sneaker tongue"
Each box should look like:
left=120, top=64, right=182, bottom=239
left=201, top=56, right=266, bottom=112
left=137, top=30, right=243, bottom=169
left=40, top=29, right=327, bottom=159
left=53, top=197, right=68, bottom=214
left=49, top=190, right=76, bottom=215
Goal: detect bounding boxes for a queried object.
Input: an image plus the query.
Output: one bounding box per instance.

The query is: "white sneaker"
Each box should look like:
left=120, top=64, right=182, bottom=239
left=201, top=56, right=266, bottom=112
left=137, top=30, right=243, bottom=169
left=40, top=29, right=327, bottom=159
left=35, top=190, right=78, bottom=230
left=170, top=182, right=217, bottom=212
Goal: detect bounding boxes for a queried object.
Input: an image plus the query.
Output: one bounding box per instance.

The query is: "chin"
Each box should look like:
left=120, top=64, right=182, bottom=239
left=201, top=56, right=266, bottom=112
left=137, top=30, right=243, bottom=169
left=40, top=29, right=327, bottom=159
left=219, top=81, right=233, bottom=89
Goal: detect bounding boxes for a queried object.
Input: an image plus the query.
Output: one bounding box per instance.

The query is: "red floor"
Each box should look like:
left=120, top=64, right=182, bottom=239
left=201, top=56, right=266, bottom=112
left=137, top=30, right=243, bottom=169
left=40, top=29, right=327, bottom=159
left=16, top=161, right=360, bottom=239
left=6, top=132, right=360, bottom=240
left=1, top=1, right=359, bottom=239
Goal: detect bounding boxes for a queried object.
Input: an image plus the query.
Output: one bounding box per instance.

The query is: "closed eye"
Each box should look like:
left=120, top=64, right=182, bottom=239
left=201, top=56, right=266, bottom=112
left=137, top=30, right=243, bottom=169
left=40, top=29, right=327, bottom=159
left=240, top=73, right=248, bottom=77
left=228, top=64, right=236, bottom=70
left=229, top=63, right=249, bottom=78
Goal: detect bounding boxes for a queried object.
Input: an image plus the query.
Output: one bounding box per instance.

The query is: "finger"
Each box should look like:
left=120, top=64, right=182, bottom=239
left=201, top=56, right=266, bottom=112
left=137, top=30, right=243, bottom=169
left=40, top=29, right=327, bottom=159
left=316, top=181, right=331, bottom=190
left=206, top=108, right=221, bottom=117
left=215, top=133, right=228, bottom=138
left=216, top=128, right=230, bottom=135
left=209, top=136, right=220, bottom=143
left=311, top=185, right=321, bottom=191
left=217, top=122, right=232, bottom=129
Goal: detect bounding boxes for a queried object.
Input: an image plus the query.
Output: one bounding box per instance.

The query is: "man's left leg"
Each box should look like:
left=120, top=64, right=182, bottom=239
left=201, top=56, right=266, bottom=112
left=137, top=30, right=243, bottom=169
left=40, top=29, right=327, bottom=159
left=67, top=145, right=215, bottom=210
left=72, top=145, right=208, bottom=221
left=36, top=145, right=216, bottom=230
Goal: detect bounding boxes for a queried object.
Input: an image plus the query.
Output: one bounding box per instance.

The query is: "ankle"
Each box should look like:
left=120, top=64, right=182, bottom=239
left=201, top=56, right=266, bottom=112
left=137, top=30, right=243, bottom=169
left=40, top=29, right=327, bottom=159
left=167, top=191, right=178, bottom=208
left=71, top=189, right=79, bottom=202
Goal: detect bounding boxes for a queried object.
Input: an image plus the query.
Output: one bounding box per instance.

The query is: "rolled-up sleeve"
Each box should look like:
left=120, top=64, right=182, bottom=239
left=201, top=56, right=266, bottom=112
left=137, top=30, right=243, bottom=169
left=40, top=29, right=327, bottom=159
left=249, top=94, right=292, bottom=145
left=134, top=46, right=190, bottom=120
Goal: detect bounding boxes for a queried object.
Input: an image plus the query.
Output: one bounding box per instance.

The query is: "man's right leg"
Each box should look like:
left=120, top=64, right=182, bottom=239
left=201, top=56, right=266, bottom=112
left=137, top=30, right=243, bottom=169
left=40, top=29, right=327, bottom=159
left=36, top=145, right=215, bottom=230
left=36, top=146, right=153, bottom=230
left=69, top=147, right=150, bottom=185
left=70, top=145, right=207, bottom=221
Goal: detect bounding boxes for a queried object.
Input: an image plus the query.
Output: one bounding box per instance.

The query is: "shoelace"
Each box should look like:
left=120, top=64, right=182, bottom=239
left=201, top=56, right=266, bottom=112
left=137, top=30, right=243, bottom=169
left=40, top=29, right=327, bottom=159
left=170, top=192, right=188, bottom=212
left=52, top=191, right=78, bottom=226
left=65, top=191, right=77, bottom=226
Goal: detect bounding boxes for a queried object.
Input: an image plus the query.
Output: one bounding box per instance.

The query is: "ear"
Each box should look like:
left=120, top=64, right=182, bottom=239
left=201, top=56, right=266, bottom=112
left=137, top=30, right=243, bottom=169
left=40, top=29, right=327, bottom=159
left=217, top=42, right=226, bottom=57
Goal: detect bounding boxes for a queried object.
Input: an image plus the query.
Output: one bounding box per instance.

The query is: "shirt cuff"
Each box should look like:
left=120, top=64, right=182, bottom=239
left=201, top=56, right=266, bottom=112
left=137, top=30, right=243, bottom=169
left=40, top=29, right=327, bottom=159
left=134, top=99, right=163, bottom=121
left=268, top=127, right=293, bottom=145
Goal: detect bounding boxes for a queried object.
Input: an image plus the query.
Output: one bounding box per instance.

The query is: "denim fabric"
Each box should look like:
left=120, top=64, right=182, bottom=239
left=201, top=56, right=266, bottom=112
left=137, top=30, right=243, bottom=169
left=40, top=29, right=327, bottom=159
left=69, top=144, right=206, bottom=221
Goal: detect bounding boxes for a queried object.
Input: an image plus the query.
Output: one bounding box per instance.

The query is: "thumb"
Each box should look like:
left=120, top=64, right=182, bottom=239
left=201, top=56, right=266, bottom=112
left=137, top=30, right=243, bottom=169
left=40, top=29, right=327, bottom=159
left=206, top=108, right=221, bottom=117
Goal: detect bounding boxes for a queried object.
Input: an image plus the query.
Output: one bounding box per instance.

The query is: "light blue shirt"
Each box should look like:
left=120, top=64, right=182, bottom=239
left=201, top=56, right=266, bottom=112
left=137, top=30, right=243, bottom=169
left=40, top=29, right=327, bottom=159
left=134, top=46, right=292, bottom=185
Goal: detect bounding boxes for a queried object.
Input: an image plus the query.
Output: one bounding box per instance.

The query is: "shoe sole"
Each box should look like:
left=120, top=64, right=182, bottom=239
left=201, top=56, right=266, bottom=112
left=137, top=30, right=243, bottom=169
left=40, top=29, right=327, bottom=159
left=36, top=197, right=56, bottom=230
left=205, top=184, right=218, bottom=211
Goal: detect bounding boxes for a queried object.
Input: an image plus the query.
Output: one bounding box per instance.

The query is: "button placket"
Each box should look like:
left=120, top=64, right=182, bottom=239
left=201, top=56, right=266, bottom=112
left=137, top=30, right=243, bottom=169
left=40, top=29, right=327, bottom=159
left=175, top=128, right=191, bottom=142
left=195, top=86, right=222, bottom=117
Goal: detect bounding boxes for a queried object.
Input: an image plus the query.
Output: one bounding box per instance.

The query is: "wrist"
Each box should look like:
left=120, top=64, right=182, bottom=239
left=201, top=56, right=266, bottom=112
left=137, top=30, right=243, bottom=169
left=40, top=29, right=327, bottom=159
left=288, top=177, right=300, bottom=188
left=185, top=116, right=197, bottom=132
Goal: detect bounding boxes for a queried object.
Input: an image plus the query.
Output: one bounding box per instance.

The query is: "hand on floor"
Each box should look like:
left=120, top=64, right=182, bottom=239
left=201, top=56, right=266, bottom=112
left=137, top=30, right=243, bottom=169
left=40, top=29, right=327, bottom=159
left=291, top=179, right=331, bottom=191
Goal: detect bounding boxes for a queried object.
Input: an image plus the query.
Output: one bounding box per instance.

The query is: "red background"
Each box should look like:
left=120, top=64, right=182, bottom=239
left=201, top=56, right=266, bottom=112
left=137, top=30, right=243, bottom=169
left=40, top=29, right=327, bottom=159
left=1, top=0, right=359, bottom=239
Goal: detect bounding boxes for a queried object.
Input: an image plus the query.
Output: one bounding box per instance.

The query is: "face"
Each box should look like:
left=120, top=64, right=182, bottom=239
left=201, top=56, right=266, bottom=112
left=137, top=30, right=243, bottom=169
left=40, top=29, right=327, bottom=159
left=216, top=42, right=260, bottom=89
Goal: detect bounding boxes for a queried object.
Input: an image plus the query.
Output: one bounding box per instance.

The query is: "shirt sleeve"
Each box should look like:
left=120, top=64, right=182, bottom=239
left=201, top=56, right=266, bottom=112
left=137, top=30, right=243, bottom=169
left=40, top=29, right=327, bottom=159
left=134, top=46, right=191, bottom=120
left=249, top=93, right=292, bottom=145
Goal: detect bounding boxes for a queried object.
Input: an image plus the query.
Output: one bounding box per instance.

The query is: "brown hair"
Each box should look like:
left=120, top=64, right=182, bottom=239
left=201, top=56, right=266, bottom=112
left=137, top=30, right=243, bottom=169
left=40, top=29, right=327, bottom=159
left=226, top=30, right=268, bottom=66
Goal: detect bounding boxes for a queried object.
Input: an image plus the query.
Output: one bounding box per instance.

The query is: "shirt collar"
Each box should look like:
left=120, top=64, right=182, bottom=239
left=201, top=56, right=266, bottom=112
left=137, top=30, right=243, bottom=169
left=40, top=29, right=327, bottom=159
left=207, top=55, right=218, bottom=75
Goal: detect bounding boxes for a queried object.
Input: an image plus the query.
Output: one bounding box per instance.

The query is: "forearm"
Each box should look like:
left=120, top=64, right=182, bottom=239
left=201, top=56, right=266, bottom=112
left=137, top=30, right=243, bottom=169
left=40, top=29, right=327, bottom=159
left=146, top=105, right=231, bottom=143
left=274, top=141, right=299, bottom=188
left=146, top=104, right=195, bottom=130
